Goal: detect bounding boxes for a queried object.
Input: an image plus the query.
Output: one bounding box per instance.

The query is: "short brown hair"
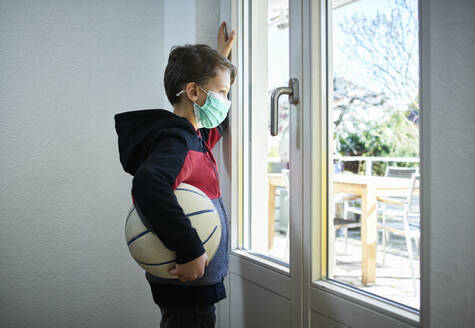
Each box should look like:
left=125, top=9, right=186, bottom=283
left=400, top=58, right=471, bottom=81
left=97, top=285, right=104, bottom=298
left=164, top=44, right=237, bottom=105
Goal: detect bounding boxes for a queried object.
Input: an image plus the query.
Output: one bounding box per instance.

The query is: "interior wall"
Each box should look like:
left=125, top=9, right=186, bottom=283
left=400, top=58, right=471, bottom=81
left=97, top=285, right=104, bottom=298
left=8, top=0, right=473, bottom=327
left=421, top=0, right=475, bottom=327
left=162, top=0, right=196, bottom=109
left=0, top=0, right=197, bottom=327
left=195, top=0, right=221, bottom=47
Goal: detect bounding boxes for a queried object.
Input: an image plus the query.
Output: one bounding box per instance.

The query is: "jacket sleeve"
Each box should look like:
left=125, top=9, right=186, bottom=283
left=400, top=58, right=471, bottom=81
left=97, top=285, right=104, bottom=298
left=131, top=133, right=205, bottom=265
left=200, top=111, right=229, bottom=150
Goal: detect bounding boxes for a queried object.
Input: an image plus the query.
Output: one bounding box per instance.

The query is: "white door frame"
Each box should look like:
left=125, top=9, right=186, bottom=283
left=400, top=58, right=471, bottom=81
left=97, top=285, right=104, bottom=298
left=218, top=0, right=429, bottom=327
left=218, top=0, right=304, bottom=327
left=305, top=0, right=422, bottom=327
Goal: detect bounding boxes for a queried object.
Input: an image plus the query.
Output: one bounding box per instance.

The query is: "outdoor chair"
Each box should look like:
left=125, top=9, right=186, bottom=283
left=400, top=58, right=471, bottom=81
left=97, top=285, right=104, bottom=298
left=378, top=166, right=419, bottom=264
left=332, top=158, right=361, bottom=254
left=332, top=165, right=419, bottom=255
left=377, top=172, right=420, bottom=296
left=333, top=194, right=361, bottom=254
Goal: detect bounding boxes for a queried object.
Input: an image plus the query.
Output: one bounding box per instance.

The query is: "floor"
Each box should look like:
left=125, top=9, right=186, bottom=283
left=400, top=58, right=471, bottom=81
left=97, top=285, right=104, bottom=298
left=268, top=229, right=420, bottom=310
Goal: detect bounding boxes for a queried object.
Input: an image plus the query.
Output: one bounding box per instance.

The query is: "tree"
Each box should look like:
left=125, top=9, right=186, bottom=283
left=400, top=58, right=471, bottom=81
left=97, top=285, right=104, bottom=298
left=333, top=0, right=420, bottom=175
left=338, top=0, right=419, bottom=113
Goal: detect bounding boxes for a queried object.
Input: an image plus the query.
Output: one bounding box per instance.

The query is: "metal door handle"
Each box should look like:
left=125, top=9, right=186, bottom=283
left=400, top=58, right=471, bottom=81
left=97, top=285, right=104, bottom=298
left=270, top=78, right=299, bottom=136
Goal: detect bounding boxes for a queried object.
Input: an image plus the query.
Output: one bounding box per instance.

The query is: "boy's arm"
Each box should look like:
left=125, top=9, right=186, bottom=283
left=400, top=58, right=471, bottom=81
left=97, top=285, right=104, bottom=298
left=202, top=21, right=234, bottom=149
left=217, top=21, right=235, bottom=59
left=131, top=134, right=205, bottom=265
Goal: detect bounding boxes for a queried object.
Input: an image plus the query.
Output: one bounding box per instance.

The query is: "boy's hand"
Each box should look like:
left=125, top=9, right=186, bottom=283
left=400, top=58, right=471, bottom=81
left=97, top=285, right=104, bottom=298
left=217, top=21, right=236, bottom=59
left=168, top=252, right=209, bottom=282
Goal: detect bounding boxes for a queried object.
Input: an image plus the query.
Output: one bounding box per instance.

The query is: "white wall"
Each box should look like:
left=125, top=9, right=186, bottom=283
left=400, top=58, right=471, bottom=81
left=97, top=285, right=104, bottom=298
left=195, top=0, right=221, bottom=47
left=421, top=0, right=475, bottom=327
left=3, top=0, right=474, bottom=327
left=162, top=0, right=196, bottom=109
left=0, top=0, right=204, bottom=327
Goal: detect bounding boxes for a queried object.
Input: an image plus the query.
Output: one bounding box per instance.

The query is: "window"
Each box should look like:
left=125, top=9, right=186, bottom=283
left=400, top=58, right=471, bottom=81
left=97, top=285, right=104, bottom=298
left=324, top=0, right=421, bottom=310
left=239, top=0, right=290, bottom=265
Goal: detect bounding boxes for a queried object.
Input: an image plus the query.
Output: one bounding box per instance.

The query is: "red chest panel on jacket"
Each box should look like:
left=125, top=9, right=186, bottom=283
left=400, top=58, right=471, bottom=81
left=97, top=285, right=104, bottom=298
left=171, top=149, right=220, bottom=199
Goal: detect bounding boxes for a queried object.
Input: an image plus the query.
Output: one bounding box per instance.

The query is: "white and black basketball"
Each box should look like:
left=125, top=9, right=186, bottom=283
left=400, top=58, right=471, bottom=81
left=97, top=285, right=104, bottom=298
left=124, top=183, right=221, bottom=279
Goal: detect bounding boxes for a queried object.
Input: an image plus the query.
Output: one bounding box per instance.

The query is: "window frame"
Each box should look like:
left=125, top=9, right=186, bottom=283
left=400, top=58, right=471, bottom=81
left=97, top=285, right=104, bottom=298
left=308, top=0, right=422, bottom=325
left=229, top=0, right=293, bottom=273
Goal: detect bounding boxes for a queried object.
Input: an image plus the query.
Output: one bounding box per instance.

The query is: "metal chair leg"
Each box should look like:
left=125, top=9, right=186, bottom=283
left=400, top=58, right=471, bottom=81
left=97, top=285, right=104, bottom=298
left=344, top=227, right=348, bottom=254
left=284, top=220, right=290, bottom=263
left=382, top=204, right=387, bottom=265
left=403, top=204, right=418, bottom=297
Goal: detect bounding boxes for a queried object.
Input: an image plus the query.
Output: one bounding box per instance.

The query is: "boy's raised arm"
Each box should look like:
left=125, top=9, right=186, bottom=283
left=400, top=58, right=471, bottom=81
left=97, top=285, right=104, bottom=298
left=131, top=134, right=205, bottom=265
left=200, top=22, right=235, bottom=150
left=217, top=21, right=235, bottom=59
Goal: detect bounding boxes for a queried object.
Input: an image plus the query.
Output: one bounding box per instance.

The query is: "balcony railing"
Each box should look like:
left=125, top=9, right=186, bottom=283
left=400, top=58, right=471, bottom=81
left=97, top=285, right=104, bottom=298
left=334, top=156, right=420, bottom=176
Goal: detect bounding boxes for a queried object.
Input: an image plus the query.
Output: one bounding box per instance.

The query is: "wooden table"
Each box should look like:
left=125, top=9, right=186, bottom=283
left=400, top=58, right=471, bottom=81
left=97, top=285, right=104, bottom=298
left=333, top=174, right=412, bottom=285
left=268, top=173, right=288, bottom=250
left=267, top=173, right=411, bottom=285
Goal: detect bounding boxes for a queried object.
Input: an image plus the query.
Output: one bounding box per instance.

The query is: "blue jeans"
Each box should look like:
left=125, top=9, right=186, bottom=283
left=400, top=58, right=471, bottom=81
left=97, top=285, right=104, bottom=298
left=158, top=304, right=216, bottom=328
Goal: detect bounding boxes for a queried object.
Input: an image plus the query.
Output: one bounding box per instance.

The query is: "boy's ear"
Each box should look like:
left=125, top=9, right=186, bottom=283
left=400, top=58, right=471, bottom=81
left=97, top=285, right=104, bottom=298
left=185, top=82, right=200, bottom=104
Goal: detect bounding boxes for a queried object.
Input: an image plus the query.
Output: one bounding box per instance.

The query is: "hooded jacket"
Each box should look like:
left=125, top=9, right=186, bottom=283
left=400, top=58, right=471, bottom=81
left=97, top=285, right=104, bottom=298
left=114, top=108, right=230, bottom=307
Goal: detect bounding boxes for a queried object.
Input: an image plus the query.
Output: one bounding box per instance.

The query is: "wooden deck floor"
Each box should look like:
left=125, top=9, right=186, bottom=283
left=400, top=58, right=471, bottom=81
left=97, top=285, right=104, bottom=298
left=268, top=230, right=420, bottom=310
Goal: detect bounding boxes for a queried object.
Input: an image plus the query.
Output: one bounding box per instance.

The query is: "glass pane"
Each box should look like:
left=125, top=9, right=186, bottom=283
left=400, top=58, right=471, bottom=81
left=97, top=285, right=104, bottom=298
left=243, top=0, right=290, bottom=264
left=327, top=0, right=420, bottom=310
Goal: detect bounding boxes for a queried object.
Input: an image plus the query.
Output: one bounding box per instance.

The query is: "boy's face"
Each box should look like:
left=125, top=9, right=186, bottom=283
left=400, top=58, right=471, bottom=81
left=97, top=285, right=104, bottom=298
left=187, top=67, right=231, bottom=107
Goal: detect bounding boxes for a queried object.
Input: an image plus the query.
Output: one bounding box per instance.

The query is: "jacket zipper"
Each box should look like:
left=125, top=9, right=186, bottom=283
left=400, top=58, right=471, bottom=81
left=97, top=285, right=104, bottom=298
left=199, top=136, right=230, bottom=262
left=199, top=136, right=220, bottom=192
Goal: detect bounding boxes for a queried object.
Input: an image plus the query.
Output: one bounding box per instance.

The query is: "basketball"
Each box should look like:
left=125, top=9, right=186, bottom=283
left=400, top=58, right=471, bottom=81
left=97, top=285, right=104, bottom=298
left=124, top=183, right=221, bottom=279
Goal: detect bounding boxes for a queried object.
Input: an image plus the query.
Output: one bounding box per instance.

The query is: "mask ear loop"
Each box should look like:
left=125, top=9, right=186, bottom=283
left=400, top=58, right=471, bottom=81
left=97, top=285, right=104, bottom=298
left=197, top=85, right=209, bottom=96
left=175, top=85, right=208, bottom=97
left=176, top=86, right=205, bottom=130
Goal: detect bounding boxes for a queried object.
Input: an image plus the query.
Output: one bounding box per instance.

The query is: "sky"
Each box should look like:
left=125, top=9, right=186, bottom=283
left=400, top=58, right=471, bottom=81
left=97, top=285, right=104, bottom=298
left=266, top=0, right=398, bottom=93
left=333, top=0, right=395, bottom=93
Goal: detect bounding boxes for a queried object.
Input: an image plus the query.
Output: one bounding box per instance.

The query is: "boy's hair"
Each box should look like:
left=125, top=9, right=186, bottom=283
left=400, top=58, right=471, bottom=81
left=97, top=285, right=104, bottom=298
left=164, top=44, right=237, bottom=105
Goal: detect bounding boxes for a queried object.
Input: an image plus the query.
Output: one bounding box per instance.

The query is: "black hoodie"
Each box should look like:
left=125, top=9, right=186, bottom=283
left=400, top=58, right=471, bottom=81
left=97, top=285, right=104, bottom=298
left=114, top=108, right=230, bottom=307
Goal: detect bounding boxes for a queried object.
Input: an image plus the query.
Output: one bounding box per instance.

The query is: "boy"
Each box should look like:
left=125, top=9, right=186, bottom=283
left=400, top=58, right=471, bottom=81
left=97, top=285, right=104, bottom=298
left=114, top=22, right=236, bottom=327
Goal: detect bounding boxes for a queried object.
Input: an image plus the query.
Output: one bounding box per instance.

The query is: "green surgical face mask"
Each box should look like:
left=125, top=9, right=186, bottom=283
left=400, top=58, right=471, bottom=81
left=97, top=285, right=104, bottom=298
left=176, top=85, right=231, bottom=129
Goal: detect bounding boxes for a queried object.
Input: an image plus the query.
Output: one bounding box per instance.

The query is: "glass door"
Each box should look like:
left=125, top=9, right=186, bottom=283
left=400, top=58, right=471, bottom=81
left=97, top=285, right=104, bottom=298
left=225, top=0, right=304, bottom=326
left=308, top=0, right=421, bottom=327
left=224, top=0, right=422, bottom=327
left=240, top=0, right=294, bottom=265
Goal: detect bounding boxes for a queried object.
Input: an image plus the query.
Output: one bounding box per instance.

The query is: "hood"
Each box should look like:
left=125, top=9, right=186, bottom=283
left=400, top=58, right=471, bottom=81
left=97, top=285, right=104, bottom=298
left=114, top=109, right=197, bottom=176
